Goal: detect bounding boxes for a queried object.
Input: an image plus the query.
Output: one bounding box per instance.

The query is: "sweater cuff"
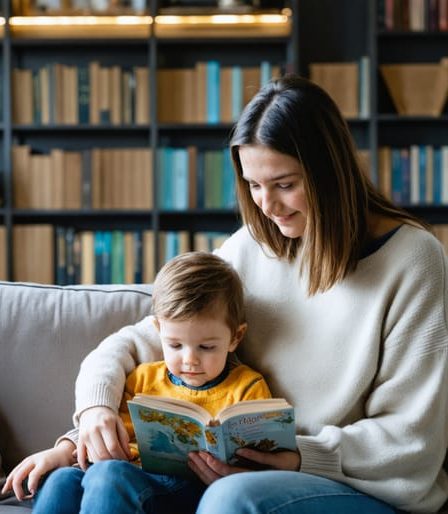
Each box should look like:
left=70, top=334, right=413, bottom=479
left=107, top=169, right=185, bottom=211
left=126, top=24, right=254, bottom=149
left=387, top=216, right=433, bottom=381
left=73, top=383, right=121, bottom=426
left=297, top=435, right=342, bottom=477
left=55, top=428, right=79, bottom=447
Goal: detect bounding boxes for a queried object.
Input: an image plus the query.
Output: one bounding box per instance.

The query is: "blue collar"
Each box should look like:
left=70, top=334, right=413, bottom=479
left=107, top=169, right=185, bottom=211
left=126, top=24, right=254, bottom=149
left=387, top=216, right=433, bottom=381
left=167, top=363, right=230, bottom=391
left=360, top=225, right=401, bottom=258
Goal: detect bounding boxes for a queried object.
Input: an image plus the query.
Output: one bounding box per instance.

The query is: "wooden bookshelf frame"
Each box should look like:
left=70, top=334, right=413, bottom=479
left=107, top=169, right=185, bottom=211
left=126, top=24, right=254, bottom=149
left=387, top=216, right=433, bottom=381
left=0, top=0, right=297, bottom=282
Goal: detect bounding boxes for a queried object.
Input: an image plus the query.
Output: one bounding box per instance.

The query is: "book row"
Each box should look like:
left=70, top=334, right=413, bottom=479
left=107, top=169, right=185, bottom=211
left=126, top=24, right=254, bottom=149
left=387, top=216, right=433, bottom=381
left=309, top=57, right=370, bottom=118
left=12, top=60, right=280, bottom=126
left=12, top=145, right=237, bottom=211
left=157, top=146, right=236, bottom=210
left=5, top=225, right=231, bottom=285
left=378, top=0, right=448, bottom=32
left=378, top=145, right=448, bottom=205
left=2, top=223, right=448, bottom=285
left=12, top=145, right=153, bottom=210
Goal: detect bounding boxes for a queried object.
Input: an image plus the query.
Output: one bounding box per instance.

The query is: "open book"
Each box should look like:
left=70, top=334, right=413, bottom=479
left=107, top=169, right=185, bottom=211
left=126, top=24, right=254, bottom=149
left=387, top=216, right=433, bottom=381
left=127, top=395, right=296, bottom=477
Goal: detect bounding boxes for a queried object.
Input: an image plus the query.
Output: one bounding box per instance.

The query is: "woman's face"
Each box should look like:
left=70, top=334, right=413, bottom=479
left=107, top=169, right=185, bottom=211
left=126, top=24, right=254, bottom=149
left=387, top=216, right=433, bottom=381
left=239, top=145, right=308, bottom=239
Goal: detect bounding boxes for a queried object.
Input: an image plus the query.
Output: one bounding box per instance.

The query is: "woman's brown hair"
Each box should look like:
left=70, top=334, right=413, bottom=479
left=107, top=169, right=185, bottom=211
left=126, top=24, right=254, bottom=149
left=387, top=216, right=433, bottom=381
left=231, top=75, right=425, bottom=295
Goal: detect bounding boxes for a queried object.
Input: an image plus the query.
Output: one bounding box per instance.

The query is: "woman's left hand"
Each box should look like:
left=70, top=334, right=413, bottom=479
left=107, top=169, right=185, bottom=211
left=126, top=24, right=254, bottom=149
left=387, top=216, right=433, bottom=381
left=188, top=449, right=300, bottom=485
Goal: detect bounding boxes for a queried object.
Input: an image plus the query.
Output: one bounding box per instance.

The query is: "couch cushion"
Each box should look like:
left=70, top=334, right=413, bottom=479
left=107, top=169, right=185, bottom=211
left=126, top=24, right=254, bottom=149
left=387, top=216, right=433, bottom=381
left=0, top=496, right=32, bottom=512
left=0, top=281, right=153, bottom=474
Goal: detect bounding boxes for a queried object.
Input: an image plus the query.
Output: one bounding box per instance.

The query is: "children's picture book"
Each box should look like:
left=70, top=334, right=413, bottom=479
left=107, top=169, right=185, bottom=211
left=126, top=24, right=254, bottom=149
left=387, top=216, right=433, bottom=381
left=127, top=395, right=296, bottom=477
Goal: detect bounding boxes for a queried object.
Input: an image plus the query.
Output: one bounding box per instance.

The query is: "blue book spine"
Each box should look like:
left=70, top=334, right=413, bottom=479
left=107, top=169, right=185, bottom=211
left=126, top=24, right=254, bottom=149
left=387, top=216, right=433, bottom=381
left=94, top=231, right=104, bottom=284
left=164, top=148, right=174, bottom=210
left=207, top=61, right=220, bottom=124
left=175, top=148, right=189, bottom=210
left=171, top=149, right=187, bottom=210
left=418, top=145, right=427, bottom=204
left=260, top=61, right=271, bottom=88
left=65, top=227, right=76, bottom=285
left=222, top=149, right=236, bottom=209
left=196, top=151, right=205, bottom=209
left=391, top=149, right=402, bottom=204
left=56, top=226, right=67, bottom=286
left=133, top=231, right=143, bottom=283
left=78, top=66, right=90, bottom=125
left=231, top=67, right=243, bottom=122
left=166, top=232, right=178, bottom=261
left=102, top=231, right=112, bottom=284
left=433, top=148, right=442, bottom=205
left=400, top=148, right=410, bottom=205
left=33, top=70, right=42, bottom=125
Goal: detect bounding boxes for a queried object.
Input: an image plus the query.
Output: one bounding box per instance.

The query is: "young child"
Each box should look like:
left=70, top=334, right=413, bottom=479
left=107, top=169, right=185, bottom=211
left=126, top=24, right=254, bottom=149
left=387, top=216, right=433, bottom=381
left=3, top=251, right=271, bottom=514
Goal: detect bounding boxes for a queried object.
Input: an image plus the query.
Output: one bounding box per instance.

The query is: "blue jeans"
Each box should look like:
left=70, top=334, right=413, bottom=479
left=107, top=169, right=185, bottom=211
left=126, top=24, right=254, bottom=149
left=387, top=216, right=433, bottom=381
left=32, top=460, right=205, bottom=514
left=196, top=471, right=401, bottom=514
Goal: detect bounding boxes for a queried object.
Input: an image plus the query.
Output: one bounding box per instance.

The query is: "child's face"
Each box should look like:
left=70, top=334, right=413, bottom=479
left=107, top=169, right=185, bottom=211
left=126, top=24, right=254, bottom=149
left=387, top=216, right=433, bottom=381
left=156, top=312, right=245, bottom=387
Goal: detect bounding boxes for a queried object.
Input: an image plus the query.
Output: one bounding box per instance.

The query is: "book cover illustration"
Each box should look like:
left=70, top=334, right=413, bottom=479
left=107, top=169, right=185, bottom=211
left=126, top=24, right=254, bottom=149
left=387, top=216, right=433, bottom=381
left=215, top=408, right=296, bottom=467
left=129, top=405, right=208, bottom=476
left=128, top=400, right=296, bottom=477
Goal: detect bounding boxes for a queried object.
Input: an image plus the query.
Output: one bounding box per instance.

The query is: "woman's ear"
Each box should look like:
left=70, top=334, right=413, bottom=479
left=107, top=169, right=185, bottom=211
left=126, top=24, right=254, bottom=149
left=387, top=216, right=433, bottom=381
left=229, top=323, right=247, bottom=352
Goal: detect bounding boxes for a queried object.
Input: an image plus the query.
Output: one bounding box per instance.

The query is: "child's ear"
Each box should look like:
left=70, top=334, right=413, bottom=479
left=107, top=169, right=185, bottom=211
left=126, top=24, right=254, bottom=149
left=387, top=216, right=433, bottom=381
left=152, top=317, right=160, bottom=332
left=229, top=323, right=247, bottom=352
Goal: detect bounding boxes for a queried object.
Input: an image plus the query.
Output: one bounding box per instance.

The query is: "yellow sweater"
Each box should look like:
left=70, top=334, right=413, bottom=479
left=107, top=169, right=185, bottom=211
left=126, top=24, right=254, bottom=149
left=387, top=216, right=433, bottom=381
left=120, top=361, right=272, bottom=444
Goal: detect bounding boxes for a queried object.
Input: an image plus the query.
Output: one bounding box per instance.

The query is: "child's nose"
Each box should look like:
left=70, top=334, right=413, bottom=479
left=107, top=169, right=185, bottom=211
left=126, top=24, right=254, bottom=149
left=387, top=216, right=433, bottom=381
left=184, top=349, right=199, bottom=366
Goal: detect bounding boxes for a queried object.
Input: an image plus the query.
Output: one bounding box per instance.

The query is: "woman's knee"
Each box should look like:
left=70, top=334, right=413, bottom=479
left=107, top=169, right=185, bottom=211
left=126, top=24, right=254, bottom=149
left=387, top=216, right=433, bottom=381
left=197, top=473, right=261, bottom=514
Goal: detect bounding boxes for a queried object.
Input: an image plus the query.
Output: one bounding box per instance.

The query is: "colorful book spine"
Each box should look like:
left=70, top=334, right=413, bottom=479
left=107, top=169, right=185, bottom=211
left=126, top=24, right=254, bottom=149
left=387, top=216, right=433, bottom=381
left=207, top=61, right=221, bottom=124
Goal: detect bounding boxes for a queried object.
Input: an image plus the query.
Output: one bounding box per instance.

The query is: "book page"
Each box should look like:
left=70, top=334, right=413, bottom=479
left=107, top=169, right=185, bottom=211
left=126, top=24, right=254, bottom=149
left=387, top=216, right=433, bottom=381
left=131, top=394, right=211, bottom=425
left=217, top=398, right=292, bottom=424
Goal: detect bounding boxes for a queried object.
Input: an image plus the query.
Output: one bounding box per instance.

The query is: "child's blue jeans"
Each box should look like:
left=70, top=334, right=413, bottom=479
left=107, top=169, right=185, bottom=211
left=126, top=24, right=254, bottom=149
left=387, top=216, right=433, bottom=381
left=32, top=460, right=205, bottom=514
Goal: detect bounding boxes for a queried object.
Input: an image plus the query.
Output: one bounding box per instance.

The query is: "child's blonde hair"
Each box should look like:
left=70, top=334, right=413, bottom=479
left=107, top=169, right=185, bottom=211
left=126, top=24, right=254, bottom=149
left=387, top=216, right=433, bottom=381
left=152, top=252, right=245, bottom=334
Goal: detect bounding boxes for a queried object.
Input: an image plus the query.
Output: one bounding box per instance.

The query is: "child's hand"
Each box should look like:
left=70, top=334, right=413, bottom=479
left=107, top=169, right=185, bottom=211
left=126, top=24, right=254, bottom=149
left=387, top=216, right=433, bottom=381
left=1, top=440, right=76, bottom=501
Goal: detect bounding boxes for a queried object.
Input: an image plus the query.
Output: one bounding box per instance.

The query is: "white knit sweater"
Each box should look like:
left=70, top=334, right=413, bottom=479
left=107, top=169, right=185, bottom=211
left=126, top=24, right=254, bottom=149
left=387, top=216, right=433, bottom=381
left=74, top=224, right=448, bottom=512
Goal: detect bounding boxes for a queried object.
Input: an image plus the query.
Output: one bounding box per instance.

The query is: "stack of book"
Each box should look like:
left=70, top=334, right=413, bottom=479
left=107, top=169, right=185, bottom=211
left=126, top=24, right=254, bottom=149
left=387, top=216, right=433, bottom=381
left=378, top=145, right=448, bottom=205
left=12, top=145, right=153, bottom=210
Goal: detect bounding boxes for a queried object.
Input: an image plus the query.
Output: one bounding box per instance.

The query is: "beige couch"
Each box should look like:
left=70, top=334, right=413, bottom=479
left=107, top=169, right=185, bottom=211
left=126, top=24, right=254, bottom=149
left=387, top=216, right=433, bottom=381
left=1, top=280, right=447, bottom=513
left=0, top=281, right=153, bottom=512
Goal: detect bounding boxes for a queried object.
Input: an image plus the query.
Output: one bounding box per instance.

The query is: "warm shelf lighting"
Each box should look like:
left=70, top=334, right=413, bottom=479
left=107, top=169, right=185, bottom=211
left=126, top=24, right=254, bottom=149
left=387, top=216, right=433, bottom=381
left=0, top=17, right=5, bottom=25
left=7, top=8, right=290, bottom=39
left=155, top=13, right=288, bottom=25
left=9, top=15, right=152, bottom=38
left=155, top=9, right=291, bottom=38
left=10, top=15, right=152, bottom=26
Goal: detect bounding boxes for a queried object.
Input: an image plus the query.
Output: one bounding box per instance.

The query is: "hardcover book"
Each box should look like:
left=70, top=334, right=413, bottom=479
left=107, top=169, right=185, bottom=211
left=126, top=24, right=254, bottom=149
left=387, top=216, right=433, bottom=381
left=128, top=396, right=296, bottom=477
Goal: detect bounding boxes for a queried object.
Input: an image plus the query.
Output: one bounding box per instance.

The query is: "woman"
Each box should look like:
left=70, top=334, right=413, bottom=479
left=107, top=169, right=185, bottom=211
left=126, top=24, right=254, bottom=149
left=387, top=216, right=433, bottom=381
left=73, top=76, right=448, bottom=513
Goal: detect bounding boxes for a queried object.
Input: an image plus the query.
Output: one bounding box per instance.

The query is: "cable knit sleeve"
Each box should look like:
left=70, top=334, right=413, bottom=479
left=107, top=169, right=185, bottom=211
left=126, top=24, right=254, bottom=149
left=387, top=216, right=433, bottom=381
left=73, top=315, right=163, bottom=425
left=297, top=240, right=448, bottom=513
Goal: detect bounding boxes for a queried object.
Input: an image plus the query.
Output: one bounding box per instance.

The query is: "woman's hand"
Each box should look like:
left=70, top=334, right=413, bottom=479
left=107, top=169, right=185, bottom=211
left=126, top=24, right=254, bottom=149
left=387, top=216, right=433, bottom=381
left=77, top=406, right=131, bottom=470
left=188, top=449, right=301, bottom=485
left=1, top=440, right=76, bottom=501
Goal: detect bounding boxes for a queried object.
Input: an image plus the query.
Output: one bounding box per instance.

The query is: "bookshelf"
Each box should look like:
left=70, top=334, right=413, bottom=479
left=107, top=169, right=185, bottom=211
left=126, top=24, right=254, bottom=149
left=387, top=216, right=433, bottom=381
left=299, top=0, right=448, bottom=230
left=2, top=0, right=448, bottom=285
left=0, top=0, right=297, bottom=283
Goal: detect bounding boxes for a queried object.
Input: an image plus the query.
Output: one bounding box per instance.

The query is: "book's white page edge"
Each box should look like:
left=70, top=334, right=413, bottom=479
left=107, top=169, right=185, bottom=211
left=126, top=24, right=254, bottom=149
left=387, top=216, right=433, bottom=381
left=128, top=394, right=210, bottom=425
left=217, top=398, right=292, bottom=423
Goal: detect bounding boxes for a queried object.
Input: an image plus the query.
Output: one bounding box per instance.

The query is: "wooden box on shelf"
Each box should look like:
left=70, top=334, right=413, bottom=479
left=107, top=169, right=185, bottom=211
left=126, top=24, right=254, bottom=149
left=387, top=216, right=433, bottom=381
left=380, top=60, right=448, bottom=116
